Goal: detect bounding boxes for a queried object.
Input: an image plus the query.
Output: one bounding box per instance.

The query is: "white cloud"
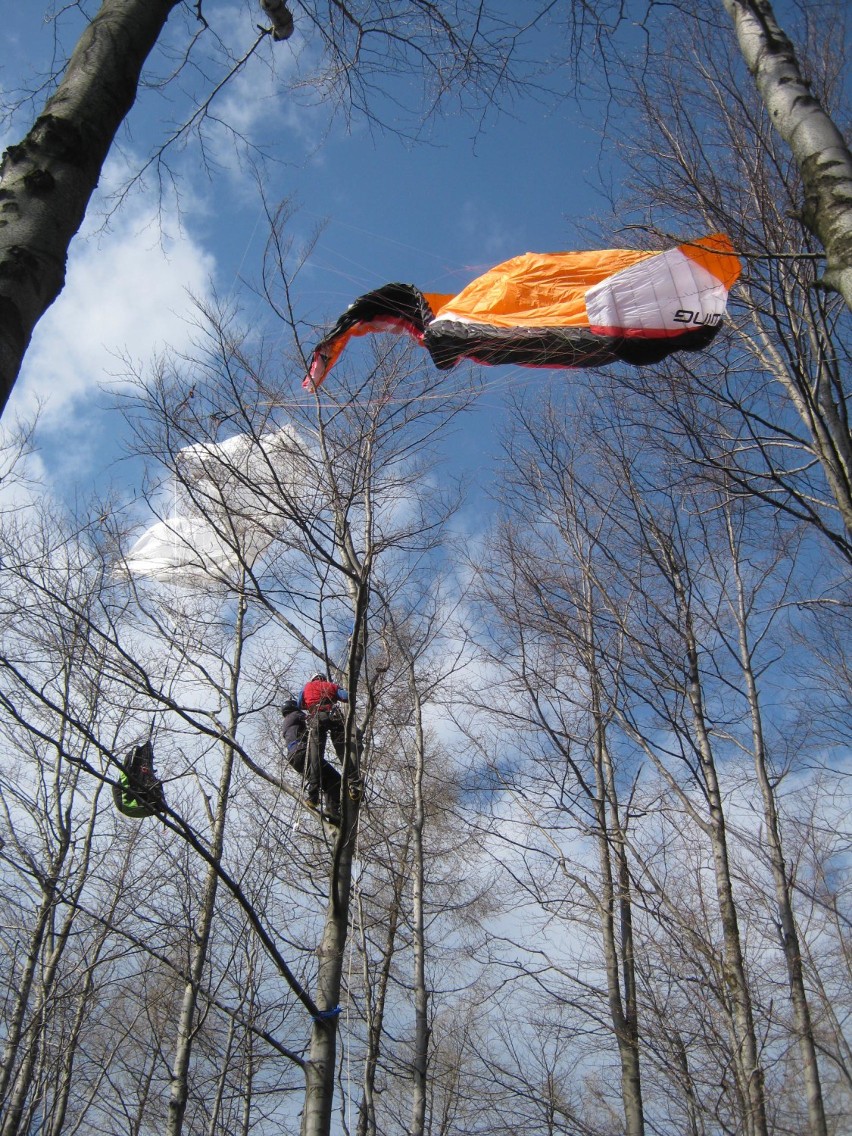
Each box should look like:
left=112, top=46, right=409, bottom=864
left=9, top=190, right=216, bottom=428
left=1, top=5, right=325, bottom=443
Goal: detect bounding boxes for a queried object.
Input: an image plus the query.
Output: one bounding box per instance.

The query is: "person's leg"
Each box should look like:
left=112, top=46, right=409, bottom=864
left=287, top=739, right=321, bottom=818
left=304, top=721, right=323, bottom=803
left=311, top=717, right=342, bottom=820
left=319, top=761, right=342, bottom=799
left=319, top=762, right=342, bottom=822
left=286, top=741, right=307, bottom=778
left=328, top=717, right=347, bottom=764
left=328, top=719, right=364, bottom=801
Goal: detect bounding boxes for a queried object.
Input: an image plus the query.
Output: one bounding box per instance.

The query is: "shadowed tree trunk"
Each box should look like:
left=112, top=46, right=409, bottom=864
left=0, top=0, right=526, bottom=419
left=0, top=0, right=181, bottom=414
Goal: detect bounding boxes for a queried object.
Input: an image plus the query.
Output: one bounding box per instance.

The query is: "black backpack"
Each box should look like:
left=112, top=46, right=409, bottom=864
left=112, top=741, right=166, bottom=818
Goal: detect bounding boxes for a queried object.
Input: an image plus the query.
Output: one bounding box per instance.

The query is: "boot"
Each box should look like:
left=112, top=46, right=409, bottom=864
left=323, top=797, right=341, bottom=827
left=304, top=796, right=322, bottom=821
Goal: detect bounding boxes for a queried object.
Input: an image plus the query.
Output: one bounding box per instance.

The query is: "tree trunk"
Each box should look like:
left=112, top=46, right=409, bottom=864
left=46, top=813, right=129, bottom=1136
left=300, top=432, right=372, bottom=1136
left=0, top=0, right=181, bottom=414
left=206, top=1018, right=237, bottom=1136
left=591, top=682, right=645, bottom=1136
left=408, top=680, right=429, bottom=1136
left=727, top=513, right=827, bottom=1136
left=300, top=821, right=357, bottom=1136
left=721, top=0, right=852, bottom=309
left=0, top=889, right=56, bottom=1114
left=355, top=837, right=409, bottom=1136
left=166, top=594, right=247, bottom=1136
left=678, top=586, right=768, bottom=1136
left=165, top=744, right=235, bottom=1135
left=240, top=1029, right=255, bottom=1136
left=0, top=720, right=96, bottom=1136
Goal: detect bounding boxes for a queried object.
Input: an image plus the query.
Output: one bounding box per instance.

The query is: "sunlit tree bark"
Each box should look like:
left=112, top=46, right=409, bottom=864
left=721, top=0, right=852, bottom=310
left=605, top=4, right=852, bottom=557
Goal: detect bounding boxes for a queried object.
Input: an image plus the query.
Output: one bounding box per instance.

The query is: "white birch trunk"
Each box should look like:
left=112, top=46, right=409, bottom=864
left=727, top=513, right=827, bottom=1136
left=722, top=0, right=852, bottom=309
left=165, top=594, right=247, bottom=1136
left=205, top=1018, right=237, bottom=1136
left=408, top=681, right=429, bottom=1136
left=676, top=577, right=768, bottom=1136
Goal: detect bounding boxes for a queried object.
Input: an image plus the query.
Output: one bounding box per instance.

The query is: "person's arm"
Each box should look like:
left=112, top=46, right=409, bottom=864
left=336, top=688, right=349, bottom=702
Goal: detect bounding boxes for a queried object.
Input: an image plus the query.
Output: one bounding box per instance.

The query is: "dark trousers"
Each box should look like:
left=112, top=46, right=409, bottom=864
left=305, top=710, right=363, bottom=802
left=287, top=738, right=341, bottom=804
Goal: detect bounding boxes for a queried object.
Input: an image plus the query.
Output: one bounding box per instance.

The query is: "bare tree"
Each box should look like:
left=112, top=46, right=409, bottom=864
left=598, top=452, right=770, bottom=1136
left=717, top=498, right=828, bottom=1136
left=0, top=241, right=486, bottom=1132
left=0, top=498, right=152, bottom=1134
left=465, top=404, right=648, bottom=1136
left=465, top=386, right=845, bottom=1132
left=721, top=0, right=852, bottom=310
left=372, top=583, right=471, bottom=1136
left=0, top=0, right=526, bottom=417
left=599, top=3, right=852, bottom=558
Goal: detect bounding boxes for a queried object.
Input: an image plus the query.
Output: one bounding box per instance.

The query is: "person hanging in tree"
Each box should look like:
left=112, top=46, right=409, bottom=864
left=113, top=740, right=166, bottom=818
left=281, top=692, right=342, bottom=826
left=298, top=672, right=363, bottom=813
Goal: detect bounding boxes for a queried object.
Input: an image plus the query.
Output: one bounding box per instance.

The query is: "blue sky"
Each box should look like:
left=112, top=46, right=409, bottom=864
left=2, top=2, right=619, bottom=512
left=2, top=15, right=850, bottom=1129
